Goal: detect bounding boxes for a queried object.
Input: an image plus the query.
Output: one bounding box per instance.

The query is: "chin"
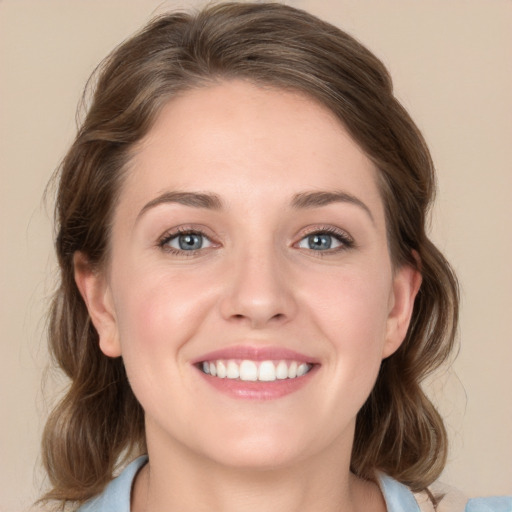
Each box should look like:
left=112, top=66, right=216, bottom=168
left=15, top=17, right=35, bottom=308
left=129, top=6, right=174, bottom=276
left=204, top=440, right=304, bottom=472
left=190, top=418, right=333, bottom=472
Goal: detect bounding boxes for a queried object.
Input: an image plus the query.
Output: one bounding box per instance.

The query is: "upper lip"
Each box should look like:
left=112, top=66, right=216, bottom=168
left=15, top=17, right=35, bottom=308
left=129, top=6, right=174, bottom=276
left=191, top=345, right=319, bottom=365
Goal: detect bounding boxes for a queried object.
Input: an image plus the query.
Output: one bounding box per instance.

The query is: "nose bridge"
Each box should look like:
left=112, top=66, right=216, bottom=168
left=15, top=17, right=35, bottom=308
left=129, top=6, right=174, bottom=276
left=219, top=238, right=296, bottom=328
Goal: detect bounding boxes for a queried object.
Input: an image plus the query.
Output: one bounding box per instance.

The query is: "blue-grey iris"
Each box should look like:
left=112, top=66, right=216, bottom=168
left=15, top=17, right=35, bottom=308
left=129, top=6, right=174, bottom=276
left=308, top=234, right=332, bottom=250
left=178, top=233, right=203, bottom=250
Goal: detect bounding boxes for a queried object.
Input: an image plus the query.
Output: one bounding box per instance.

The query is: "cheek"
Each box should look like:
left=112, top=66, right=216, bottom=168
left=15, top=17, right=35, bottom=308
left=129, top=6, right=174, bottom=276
left=302, top=265, right=392, bottom=386
left=111, top=264, right=217, bottom=357
left=308, top=268, right=391, bottom=339
left=109, top=267, right=217, bottom=412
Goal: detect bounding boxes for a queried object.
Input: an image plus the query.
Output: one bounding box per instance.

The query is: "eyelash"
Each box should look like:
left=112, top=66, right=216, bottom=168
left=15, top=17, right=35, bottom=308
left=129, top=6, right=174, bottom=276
left=158, top=227, right=216, bottom=256
left=157, top=225, right=355, bottom=256
left=295, top=226, right=355, bottom=255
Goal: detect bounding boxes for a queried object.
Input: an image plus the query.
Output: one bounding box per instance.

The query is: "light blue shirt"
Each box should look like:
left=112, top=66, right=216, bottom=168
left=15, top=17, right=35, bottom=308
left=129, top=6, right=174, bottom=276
left=78, top=456, right=512, bottom=512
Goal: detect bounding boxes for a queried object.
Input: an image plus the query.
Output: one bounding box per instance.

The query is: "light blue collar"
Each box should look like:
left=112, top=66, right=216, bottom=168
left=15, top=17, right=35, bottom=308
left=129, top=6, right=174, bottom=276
left=78, top=455, right=512, bottom=512
left=78, top=456, right=420, bottom=512
left=377, top=471, right=421, bottom=512
left=77, top=456, right=148, bottom=512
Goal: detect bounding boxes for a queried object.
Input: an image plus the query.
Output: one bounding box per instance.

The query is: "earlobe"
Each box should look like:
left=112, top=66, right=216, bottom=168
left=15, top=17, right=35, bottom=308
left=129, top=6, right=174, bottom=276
left=73, top=252, right=122, bottom=358
left=382, top=261, right=422, bottom=359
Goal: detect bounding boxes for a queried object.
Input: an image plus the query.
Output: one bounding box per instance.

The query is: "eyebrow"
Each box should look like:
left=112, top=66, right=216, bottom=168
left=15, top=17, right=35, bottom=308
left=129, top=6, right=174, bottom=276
left=291, top=191, right=374, bottom=223
left=136, top=191, right=222, bottom=222
left=136, top=189, right=374, bottom=223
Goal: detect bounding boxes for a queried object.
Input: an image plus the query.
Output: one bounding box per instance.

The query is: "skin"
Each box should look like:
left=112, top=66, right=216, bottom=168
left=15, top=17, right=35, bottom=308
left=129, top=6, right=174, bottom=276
left=75, top=80, right=421, bottom=512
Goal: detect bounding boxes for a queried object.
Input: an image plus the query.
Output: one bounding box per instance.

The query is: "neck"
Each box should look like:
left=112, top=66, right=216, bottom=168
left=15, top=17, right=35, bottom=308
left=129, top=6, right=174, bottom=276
left=131, top=425, right=386, bottom=512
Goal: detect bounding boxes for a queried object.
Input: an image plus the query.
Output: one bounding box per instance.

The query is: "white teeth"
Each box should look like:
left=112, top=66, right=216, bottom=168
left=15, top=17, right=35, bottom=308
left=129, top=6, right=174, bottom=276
left=258, top=361, right=276, bottom=381
left=288, top=361, right=298, bottom=378
left=276, top=361, right=288, bottom=380
left=297, top=363, right=309, bottom=377
left=201, top=359, right=312, bottom=381
left=239, top=360, right=258, bottom=381
left=226, top=360, right=239, bottom=379
left=216, top=360, right=227, bottom=378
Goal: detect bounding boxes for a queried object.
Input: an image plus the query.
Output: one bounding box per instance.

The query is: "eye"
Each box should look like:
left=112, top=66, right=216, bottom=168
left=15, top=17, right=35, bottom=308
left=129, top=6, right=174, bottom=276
left=159, top=230, right=213, bottom=253
left=296, top=228, right=353, bottom=252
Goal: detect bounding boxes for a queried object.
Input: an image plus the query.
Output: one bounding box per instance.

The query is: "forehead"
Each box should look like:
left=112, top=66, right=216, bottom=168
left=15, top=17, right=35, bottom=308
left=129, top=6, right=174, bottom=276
left=118, top=80, right=384, bottom=226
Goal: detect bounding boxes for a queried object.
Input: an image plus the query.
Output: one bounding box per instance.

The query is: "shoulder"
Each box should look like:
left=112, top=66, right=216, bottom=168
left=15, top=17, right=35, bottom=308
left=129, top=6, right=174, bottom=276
left=377, top=473, right=512, bottom=512
left=76, top=456, right=148, bottom=512
left=465, top=496, right=512, bottom=512
left=427, top=480, right=512, bottom=512
left=417, top=479, right=468, bottom=512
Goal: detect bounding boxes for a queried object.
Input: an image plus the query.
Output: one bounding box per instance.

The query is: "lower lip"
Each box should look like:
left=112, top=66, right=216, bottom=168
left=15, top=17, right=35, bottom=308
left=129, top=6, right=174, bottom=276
left=196, top=365, right=318, bottom=400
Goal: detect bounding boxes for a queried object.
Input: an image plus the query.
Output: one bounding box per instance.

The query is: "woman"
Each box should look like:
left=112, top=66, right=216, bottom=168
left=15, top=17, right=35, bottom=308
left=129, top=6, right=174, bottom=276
left=40, top=3, right=511, bottom=511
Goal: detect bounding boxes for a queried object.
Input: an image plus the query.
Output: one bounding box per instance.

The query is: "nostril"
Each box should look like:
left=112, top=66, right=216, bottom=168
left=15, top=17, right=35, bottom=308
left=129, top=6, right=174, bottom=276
left=219, top=280, right=297, bottom=327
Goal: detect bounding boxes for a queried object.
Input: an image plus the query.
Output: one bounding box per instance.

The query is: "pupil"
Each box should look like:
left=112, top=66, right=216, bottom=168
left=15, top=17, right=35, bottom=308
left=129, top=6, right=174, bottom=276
left=179, top=234, right=202, bottom=250
left=309, top=234, right=331, bottom=250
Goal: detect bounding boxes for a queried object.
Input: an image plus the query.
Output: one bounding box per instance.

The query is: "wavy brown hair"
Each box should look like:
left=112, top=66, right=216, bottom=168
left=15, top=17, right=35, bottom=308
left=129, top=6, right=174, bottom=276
left=41, top=2, right=459, bottom=508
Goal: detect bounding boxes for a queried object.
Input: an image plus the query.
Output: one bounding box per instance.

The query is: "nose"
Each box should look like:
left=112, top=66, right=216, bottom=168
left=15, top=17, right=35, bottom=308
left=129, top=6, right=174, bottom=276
left=219, top=248, right=297, bottom=329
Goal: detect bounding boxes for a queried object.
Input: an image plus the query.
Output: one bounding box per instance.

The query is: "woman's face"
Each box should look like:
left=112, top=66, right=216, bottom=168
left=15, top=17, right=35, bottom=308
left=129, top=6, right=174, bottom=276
left=77, top=80, right=419, bottom=470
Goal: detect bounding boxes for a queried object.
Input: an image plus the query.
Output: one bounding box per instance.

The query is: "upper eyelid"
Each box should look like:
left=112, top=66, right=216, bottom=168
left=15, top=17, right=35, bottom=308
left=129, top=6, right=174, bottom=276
left=296, top=225, right=354, bottom=242
left=157, top=227, right=218, bottom=252
left=156, top=224, right=354, bottom=247
left=293, top=227, right=356, bottom=255
left=159, top=225, right=214, bottom=240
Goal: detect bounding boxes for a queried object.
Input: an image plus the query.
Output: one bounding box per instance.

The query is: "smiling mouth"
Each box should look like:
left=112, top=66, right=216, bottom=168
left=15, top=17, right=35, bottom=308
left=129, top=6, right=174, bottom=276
left=199, top=359, right=313, bottom=382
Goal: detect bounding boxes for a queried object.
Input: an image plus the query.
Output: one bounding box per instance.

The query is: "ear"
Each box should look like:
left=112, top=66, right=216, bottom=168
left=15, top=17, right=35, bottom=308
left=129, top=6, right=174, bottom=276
left=382, top=257, right=422, bottom=359
left=73, top=252, right=122, bottom=358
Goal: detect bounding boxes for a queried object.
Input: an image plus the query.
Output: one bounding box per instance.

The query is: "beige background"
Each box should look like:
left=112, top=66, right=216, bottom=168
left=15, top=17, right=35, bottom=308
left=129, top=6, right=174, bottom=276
left=1, top=1, right=511, bottom=510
